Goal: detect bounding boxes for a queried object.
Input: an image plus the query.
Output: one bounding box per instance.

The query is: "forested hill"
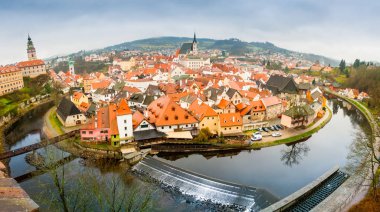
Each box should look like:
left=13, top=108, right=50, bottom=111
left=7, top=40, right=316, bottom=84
left=100, top=37, right=338, bottom=66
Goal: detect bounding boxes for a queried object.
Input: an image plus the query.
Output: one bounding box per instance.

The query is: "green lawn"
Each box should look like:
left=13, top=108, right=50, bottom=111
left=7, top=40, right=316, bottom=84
left=75, top=139, right=120, bottom=151
left=48, top=108, right=64, bottom=134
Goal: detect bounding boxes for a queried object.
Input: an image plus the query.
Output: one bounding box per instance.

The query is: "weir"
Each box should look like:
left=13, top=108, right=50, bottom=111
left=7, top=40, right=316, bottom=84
left=132, top=156, right=278, bottom=210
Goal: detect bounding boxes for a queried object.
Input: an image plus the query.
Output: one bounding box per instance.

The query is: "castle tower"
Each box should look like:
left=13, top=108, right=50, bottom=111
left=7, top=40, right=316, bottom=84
left=192, top=32, right=198, bottom=55
left=69, top=60, right=75, bottom=75
left=27, top=34, right=37, bottom=61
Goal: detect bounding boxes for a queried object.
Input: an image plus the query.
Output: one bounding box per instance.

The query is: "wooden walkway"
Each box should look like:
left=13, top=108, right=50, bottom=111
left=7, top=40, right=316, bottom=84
left=0, top=130, right=79, bottom=160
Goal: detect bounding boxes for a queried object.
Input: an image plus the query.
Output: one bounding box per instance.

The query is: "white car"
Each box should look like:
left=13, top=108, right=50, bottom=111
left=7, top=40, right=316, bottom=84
left=251, top=133, right=262, bottom=141
left=271, top=132, right=282, bottom=137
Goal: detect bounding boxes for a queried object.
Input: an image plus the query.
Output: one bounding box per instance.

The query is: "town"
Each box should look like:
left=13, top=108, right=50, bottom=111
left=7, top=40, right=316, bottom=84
left=0, top=34, right=372, bottom=149
left=0, top=33, right=377, bottom=212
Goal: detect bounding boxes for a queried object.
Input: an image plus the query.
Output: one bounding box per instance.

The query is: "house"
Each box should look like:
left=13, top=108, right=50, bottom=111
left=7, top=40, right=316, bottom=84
left=189, top=100, right=219, bottom=135
left=265, top=75, right=299, bottom=95
left=226, top=88, right=243, bottom=105
left=116, top=99, right=133, bottom=144
left=71, top=91, right=88, bottom=107
left=261, top=96, right=283, bottom=120
left=132, top=111, right=155, bottom=131
left=250, top=100, right=266, bottom=121
left=92, top=88, right=116, bottom=103
left=56, top=98, right=87, bottom=127
left=281, top=105, right=316, bottom=128
left=218, top=113, right=243, bottom=135
left=215, top=99, right=236, bottom=114
left=147, top=96, right=198, bottom=133
left=80, top=107, right=111, bottom=142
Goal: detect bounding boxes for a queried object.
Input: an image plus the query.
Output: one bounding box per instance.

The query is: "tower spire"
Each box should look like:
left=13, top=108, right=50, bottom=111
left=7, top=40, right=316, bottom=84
left=27, top=34, right=37, bottom=61
left=193, top=32, right=197, bottom=43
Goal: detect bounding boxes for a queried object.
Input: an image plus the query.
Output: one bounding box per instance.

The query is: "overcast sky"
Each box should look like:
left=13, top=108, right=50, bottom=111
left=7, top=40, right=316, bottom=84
left=1, top=0, right=380, bottom=64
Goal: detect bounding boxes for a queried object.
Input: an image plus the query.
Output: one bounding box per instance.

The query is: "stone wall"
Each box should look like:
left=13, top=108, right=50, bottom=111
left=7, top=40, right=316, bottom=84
left=0, top=162, right=39, bottom=211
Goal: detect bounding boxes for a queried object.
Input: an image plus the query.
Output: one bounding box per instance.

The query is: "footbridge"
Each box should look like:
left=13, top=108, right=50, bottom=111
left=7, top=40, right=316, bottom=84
left=132, top=156, right=279, bottom=210
left=0, top=130, right=79, bottom=160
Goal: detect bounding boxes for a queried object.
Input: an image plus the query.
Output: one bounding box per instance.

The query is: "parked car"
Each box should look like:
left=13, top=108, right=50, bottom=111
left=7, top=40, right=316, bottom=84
left=272, top=125, right=279, bottom=131
left=269, top=126, right=275, bottom=131
left=276, top=124, right=283, bottom=130
left=257, top=127, right=263, bottom=132
left=263, top=127, right=269, bottom=132
left=251, top=133, right=262, bottom=141
left=272, top=132, right=282, bottom=137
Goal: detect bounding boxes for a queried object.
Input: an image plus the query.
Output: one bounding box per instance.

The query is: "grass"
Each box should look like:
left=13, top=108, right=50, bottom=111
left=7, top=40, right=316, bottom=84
left=243, top=129, right=258, bottom=136
left=251, top=107, right=332, bottom=149
left=334, top=74, right=347, bottom=84
left=48, top=108, right=64, bottom=135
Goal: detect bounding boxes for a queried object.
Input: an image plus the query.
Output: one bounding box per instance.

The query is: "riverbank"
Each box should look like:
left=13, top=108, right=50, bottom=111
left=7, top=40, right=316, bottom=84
left=250, top=106, right=332, bottom=149
left=313, top=89, right=380, bottom=211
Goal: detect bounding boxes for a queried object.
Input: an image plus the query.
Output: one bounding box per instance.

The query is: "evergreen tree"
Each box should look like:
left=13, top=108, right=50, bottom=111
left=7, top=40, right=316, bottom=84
left=353, top=59, right=360, bottom=68
left=339, top=59, right=346, bottom=73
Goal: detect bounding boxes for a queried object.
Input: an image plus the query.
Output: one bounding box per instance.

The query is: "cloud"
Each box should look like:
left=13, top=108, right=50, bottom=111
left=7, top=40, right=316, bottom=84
left=1, top=0, right=380, bottom=64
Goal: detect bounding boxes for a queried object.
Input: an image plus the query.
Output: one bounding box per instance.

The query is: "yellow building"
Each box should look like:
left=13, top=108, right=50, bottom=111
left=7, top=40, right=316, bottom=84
left=0, top=65, right=24, bottom=96
left=189, top=101, right=219, bottom=134
left=17, top=59, right=46, bottom=78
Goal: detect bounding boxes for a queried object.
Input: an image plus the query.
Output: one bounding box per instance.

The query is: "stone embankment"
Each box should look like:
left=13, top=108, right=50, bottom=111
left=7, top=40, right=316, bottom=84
left=0, top=162, right=39, bottom=212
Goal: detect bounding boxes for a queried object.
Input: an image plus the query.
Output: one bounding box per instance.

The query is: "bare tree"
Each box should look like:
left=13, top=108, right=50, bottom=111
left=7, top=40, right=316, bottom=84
left=280, top=142, right=310, bottom=167
left=346, top=131, right=380, bottom=198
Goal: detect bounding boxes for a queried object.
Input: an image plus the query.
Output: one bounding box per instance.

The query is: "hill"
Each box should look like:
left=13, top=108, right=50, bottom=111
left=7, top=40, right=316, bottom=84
left=67, top=36, right=338, bottom=66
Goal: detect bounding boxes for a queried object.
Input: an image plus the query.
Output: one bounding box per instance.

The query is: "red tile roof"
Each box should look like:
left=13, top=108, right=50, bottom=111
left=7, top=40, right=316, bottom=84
left=147, top=96, right=198, bottom=126
left=0, top=65, right=21, bottom=74
left=189, top=101, right=218, bottom=121
left=17, top=59, right=45, bottom=68
left=132, top=111, right=145, bottom=129
left=117, top=99, right=132, bottom=116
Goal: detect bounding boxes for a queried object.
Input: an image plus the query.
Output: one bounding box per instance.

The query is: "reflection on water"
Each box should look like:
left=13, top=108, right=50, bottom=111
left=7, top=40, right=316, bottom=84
left=4, top=99, right=372, bottom=210
left=280, top=142, right=310, bottom=167
left=157, top=99, right=371, bottom=198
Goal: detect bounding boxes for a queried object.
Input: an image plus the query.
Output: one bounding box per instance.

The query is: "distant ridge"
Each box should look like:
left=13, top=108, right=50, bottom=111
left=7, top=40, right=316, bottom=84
left=68, top=36, right=339, bottom=66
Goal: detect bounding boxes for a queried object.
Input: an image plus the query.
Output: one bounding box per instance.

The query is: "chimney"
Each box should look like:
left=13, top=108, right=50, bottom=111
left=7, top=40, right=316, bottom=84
left=232, top=116, right=235, bottom=122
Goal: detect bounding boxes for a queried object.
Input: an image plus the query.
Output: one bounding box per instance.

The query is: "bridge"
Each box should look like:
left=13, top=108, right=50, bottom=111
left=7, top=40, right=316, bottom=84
left=132, top=156, right=279, bottom=210
left=0, top=130, right=79, bottom=160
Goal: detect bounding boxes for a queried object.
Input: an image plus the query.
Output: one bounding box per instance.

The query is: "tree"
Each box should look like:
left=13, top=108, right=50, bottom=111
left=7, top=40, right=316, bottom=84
left=353, top=59, right=361, bottom=69
left=36, top=146, right=152, bottom=211
left=195, top=128, right=212, bottom=142
left=347, top=131, right=380, bottom=200
left=339, top=59, right=346, bottom=73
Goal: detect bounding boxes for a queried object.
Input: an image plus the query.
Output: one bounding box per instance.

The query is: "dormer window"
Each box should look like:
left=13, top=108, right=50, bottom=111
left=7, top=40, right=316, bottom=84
left=165, top=115, right=168, bottom=120
left=175, top=115, right=178, bottom=120
left=185, top=115, right=189, bottom=119
left=171, top=107, right=175, bottom=111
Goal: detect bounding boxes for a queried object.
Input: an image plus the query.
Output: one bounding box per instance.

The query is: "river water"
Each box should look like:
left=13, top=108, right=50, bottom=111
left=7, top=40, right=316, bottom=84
left=2, top=99, right=371, bottom=211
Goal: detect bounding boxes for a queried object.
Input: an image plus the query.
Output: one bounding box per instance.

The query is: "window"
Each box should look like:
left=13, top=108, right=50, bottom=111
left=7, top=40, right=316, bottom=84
left=169, top=126, right=172, bottom=129
left=202, top=124, right=204, bottom=127
left=141, top=124, right=148, bottom=128
left=224, top=128, right=227, bottom=130
left=124, top=127, right=127, bottom=130
left=82, top=131, right=86, bottom=134
left=114, top=135, right=117, bottom=138
left=124, top=120, right=126, bottom=123
left=89, top=131, right=93, bottom=134
left=125, top=133, right=128, bottom=137
left=236, top=127, right=238, bottom=129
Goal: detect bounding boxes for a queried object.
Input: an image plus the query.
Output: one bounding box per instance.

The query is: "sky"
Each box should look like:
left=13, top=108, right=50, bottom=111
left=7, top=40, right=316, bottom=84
left=1, top=0, right=380, bottom=64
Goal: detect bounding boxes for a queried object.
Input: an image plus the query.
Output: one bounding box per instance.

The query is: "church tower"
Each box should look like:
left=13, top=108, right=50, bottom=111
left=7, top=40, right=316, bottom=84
left=27, top=34, right=37, bottom=61
left=191, top=32, right=198, bottom=55
left=69, top=60, right=75, bottom=75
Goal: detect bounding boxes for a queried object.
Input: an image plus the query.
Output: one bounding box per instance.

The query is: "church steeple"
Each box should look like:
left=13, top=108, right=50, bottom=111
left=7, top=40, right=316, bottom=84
left=27, top=34, right=37, bottom=61
left=193, top=32, right=197, bottom=43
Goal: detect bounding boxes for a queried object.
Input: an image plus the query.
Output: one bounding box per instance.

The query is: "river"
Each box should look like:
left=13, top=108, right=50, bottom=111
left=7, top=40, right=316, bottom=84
left=1, top=99, right=371, bottom=211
